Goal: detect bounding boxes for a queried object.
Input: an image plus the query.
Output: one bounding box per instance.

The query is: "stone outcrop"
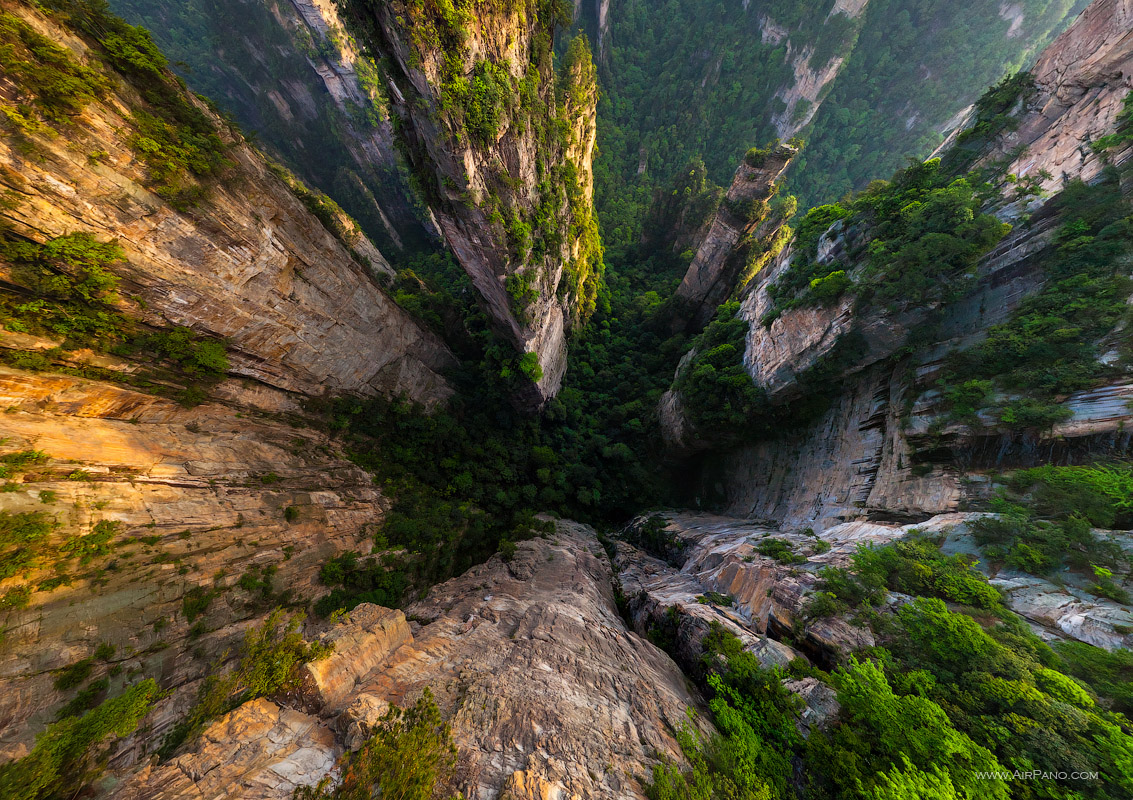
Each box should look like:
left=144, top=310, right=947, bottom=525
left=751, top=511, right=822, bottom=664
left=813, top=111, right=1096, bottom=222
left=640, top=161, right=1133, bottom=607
left=114, top=521, right=709, bottom=800
left=339, top=0, right=603, bottom=408
left=116, top=699, right=338, bottom=800
left=660, top=0, right=1133, bottom=530
left=617, top=511, right=1133, bottom=665
left=670, top=143, right=797, bottom=333
left=767, top=0, right=872, bottom=140
left=301, top=605, right=410, bottom=712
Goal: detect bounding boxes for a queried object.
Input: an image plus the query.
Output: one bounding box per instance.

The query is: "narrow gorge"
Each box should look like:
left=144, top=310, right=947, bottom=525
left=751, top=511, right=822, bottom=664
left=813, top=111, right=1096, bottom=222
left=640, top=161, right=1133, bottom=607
left=1, top=1, right=1132, bottom=800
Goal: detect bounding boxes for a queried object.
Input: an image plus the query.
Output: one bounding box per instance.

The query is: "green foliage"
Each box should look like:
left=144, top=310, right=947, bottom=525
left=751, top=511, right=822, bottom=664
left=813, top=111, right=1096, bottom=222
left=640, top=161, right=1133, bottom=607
left=52, top=658, right=94, bottom=691
left=293, top=689, right=456, bottom=800
left=463, top=59, right=511, bottom=145
left=807, top=655, right=1008, bottom=800
left=0, top=232, right=127, bottom=347
left=161, top=608, right=329, bottom=757
left=0, top=679, right=159, bottom=800
left=754, top=538, right=805, bottom=565
left=0, top=510, right=58, bottom=581
left=673, top=302, right=767, bottom=441
left=314, top=550, right=409, bottom=616
left=946, top=72, right=1037, bottom=171
left=34, top=1, right=233, bottom=208
left=938, top=173, right=1133, bottom=428
left=768, top=158, right=1010, bottom=314
left=181, top=586, right=217, bottom=623
left=1055, top=642, right=1133, bottom=715
left=0, top=10, right=108, bottom=131
left=967, top=465, right=1131, bottom=592
left=61, top=520, right=121, bottom=564
left=497, top=538, right=517, bottom=563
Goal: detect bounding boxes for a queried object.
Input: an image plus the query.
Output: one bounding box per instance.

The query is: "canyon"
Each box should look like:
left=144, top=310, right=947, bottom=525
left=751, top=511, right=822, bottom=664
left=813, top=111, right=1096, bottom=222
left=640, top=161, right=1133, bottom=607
left=0, top=1, right=1131, bottom=799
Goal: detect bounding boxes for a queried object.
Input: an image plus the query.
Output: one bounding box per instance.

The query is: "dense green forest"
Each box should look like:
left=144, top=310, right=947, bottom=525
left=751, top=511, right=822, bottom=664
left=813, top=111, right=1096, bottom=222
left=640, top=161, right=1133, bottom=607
left=581, top=0, right=1083, bottom=247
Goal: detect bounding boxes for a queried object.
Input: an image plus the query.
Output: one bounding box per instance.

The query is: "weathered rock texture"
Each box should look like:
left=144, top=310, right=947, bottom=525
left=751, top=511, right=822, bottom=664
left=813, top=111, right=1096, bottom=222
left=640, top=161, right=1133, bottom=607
left=767, top=0, right=872, bottom=140
left=0, top=370, right=385, bottom=762
left=0, top=2, right=454, bottom=407
left=938, top=0, right=1133, bottom=191
left=109, top=0, right=433, bottom=253
left=115, top=521, right=709, bottom=800
left=618, top=511, right=1133, bottom=662
left=338, top=0, right=602, bottom=408
left=671, top=144, right=797, bottom=332
left=116, top=699, right=338, bottom=800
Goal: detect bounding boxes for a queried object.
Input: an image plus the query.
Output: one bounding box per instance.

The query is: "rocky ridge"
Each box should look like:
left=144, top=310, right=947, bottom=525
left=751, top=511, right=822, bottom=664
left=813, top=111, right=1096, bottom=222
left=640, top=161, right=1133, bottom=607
left=116, top=522, right=708, bottom=800
left=670, top=143, right=797, bottom=333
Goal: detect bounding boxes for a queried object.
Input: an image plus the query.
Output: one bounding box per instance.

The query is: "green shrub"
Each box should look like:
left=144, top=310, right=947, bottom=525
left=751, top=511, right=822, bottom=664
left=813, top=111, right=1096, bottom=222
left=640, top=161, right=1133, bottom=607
left=0, top=679, right=159, bottom=800
left=0, top=510, right=58, bottom=580
left=294, top=689, right=456, bottom=800
left=161, top=608, right=328, bottom=757
left=53, top=658, right=94, bottom=691
left=0, top=10, right=108, bottom=130
left=181, top=586, right=216, bottom=623
left=755, top=537, right=805, bottom=565
left=497, top=538, right=517, bottom=563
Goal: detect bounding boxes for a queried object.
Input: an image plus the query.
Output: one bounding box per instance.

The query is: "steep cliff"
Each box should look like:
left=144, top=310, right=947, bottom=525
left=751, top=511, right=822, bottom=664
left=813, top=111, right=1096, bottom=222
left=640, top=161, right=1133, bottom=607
left=670, top=142, right=796, bottom=332
left=662, top=0, right=1133, bottom=531
left=0, top=0, right=454, bottom=407
left=336, top=0, right=604, bottom=409
left=0, top=0, right=457, bottom=770
left=108, top=0, right=433, bottom=255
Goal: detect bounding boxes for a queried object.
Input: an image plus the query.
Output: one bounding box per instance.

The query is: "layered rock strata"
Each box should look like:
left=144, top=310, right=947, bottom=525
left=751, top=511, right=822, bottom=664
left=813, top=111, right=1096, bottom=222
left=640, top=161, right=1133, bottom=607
left=116, top=522, right=709, bottom=800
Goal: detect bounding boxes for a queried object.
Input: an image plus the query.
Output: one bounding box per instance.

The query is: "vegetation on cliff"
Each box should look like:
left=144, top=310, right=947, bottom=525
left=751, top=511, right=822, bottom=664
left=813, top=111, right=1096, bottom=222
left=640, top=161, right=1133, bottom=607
left=649, top=540, right=1133, bottom=800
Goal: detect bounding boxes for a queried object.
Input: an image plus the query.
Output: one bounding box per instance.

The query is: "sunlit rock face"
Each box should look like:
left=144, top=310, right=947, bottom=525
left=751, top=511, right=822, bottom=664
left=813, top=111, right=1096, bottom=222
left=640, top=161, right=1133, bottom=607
left=0, top=371, right=388, bottom=763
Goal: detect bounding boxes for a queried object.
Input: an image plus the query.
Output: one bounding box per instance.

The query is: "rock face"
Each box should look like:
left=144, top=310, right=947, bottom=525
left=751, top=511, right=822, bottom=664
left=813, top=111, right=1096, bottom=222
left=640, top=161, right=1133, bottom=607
left=0, top=370, right=387, bottom=761
left=618, top=511, right=1133, bottom=663
left=0, top=4, right=454, bottom=407
left=671, top=144, right=797, bottom=332
left=339, top=0, right=603, bottom=408
left=114, top=521, right=708, bottom=800
left=767, top=0, right=873, bottom=140
left=659, top=0, right=1133, bottom=531
left=938, top=0, right=1133, bottom=191
left=116, top=699, right=338, bottom=800
left=109, top=0, right=432, bottom=253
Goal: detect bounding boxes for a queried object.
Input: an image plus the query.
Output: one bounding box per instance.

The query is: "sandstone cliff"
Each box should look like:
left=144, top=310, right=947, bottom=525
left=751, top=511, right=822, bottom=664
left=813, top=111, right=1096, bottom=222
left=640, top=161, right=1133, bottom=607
left=670, top=142, right=796, bottom=333
left=336, top=0, right=603, bottom=409
left=660, top=0, right=1133, bottom=529
left=0, top=1, right=453, bottom=407
left=0, top=370, right=387, bottom=762
left=109, top=0, right=434, bottom=254
left=115, top=522, right=708, bottom=800
left=938, top=0, right=1133, bottom=191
